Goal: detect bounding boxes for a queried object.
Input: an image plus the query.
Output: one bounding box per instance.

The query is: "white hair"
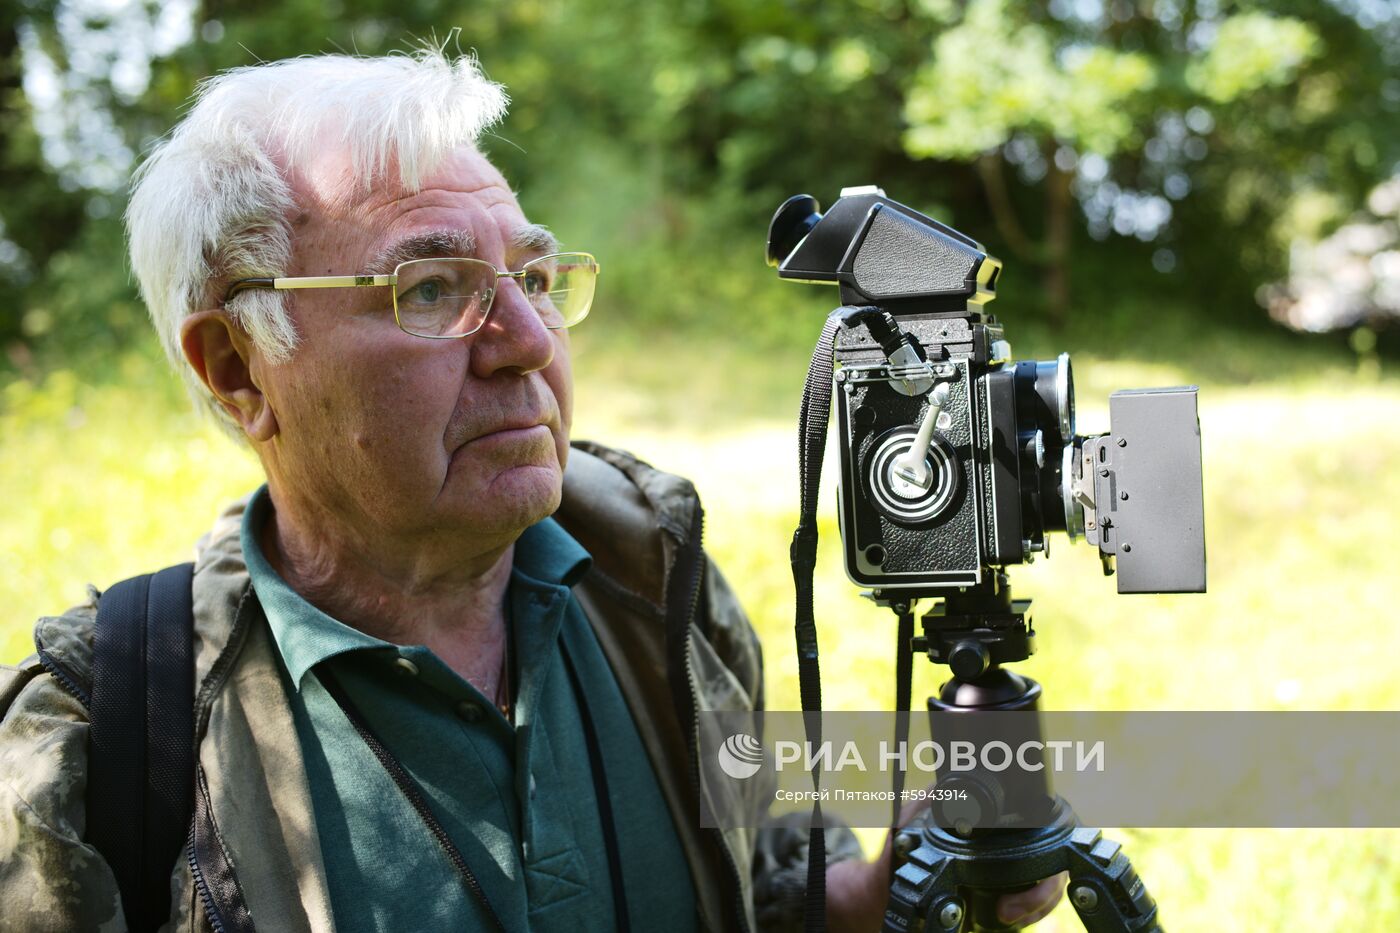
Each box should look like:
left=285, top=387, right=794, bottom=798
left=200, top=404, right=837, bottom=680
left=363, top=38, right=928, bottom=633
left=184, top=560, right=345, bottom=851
left=126, top=49, right=509, bottom=438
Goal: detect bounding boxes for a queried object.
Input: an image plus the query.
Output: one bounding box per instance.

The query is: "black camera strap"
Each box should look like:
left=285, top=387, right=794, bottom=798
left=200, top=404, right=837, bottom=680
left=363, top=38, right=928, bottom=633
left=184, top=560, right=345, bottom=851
left=789, top=307, right=862, bottom=933
left=891, top=607, right=914, bottom=841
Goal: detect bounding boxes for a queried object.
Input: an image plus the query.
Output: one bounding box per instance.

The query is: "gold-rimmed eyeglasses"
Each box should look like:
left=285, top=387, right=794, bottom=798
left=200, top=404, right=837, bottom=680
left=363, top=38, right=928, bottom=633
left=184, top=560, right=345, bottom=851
left=223, top=252, right=599, bottom=339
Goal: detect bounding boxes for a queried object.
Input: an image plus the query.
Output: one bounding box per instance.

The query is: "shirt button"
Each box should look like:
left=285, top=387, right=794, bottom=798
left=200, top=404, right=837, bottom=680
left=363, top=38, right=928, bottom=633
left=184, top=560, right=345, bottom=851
left=529, top=774, right=538, bottom=798
left=394, top=657, right=420, bottom=677
left=456, top=701, right=484, bottom=722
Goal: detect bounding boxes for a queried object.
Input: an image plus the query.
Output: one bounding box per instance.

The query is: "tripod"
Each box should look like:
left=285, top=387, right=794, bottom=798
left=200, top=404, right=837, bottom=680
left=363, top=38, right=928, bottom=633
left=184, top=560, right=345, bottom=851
left=876, top=573, right=1162, bottom=933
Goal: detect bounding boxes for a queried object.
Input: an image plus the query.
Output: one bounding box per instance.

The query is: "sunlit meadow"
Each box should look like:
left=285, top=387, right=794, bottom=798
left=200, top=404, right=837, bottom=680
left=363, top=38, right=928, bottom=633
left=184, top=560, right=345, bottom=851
left=4, top=317, right=1398, bottom=930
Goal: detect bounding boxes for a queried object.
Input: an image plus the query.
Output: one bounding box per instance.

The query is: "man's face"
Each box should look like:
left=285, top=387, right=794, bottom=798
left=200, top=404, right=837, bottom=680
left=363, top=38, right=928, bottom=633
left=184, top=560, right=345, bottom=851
left=254, top=147, right=573, bottom=550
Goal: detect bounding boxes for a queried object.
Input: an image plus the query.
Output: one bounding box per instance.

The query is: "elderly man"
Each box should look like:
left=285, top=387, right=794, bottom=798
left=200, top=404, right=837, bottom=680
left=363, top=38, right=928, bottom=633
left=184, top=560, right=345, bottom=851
left=0, top=50, right=1062, bottom=931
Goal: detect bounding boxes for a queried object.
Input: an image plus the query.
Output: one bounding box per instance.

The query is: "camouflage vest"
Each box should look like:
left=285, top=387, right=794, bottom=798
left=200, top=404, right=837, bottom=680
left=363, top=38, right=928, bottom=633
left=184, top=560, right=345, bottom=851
left=0, top=441, right=778, bottom=932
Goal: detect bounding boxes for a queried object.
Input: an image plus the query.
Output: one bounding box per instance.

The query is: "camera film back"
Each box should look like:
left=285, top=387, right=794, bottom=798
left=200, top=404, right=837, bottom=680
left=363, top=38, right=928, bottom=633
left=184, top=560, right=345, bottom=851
left=1098, top=387, right=1207, bottom=593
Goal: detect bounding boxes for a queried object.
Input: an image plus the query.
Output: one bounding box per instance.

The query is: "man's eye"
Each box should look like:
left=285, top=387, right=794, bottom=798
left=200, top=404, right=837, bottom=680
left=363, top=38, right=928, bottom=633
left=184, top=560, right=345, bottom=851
left=405, top=279, right=444, bottom=303
left=523, top=270, right=551, bottom=295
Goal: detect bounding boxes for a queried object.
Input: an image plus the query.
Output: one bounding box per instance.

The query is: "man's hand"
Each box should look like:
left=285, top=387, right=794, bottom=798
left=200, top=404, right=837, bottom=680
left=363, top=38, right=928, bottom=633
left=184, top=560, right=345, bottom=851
left=825, top=809, right=1068, bottom=931
left=990, top=873, right=1069, bottom=927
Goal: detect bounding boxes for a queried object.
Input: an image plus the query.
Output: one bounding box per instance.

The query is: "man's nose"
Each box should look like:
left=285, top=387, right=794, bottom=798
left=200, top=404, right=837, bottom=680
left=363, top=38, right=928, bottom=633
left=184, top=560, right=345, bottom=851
left=469, top=276, right=555, bottom=377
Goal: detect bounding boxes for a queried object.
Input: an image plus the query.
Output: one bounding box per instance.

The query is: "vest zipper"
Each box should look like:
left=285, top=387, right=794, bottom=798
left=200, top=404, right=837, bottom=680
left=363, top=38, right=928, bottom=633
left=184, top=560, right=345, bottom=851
left=668, top=504, right=751, bottom=933
left=187, top=584, right=258, bottom=932
left=186, top=826, right=227, bottom=933
left=36, top=647, right=92, bottom=709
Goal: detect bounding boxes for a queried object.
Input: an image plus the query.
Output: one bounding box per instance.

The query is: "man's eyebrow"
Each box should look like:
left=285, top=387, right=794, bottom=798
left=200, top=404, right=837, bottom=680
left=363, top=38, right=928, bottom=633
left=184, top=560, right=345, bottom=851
left=509, top=224, right=560, bottom=255
left=368, top=230, right=478, bottom=272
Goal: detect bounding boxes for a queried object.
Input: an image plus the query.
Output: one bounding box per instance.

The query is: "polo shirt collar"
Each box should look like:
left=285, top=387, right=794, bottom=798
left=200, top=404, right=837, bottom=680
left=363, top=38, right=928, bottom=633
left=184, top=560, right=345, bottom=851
left=511, top=512, right=593, bottom=588
left=241, top=485, right=593, bottom=691
left=241, top=486, right=390, bottom=689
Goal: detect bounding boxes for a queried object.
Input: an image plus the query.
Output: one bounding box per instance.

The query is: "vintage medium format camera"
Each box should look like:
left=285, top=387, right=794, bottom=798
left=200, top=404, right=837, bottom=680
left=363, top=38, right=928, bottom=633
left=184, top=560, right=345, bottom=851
left=766, top=186, right=1206, bottom=596
left=763, top=186, right=1201, bottom=931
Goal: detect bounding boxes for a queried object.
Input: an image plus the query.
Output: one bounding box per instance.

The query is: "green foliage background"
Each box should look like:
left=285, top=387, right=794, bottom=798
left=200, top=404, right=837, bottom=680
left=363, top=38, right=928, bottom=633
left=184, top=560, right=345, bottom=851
left=4, top=2, right=1400, bottom=930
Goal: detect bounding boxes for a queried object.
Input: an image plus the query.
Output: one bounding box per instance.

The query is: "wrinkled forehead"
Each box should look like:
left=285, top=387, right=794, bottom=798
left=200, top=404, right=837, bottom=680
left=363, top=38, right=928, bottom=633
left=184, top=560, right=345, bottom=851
left=284, top=143, right=545, bottom=269
left=288, top=141, right=504, bottom=203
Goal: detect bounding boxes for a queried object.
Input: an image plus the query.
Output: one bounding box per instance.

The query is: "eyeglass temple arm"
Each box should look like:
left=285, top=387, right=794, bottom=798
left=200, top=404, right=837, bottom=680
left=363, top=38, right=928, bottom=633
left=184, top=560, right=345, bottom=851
left=221, top=255, right=599, bottom=304
left=224, top=273, right=395, bottom=302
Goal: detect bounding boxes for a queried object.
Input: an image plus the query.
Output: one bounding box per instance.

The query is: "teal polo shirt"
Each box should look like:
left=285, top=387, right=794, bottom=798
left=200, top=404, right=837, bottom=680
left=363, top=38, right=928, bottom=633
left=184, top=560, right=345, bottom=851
left=241, top=487, right=697, bottom=932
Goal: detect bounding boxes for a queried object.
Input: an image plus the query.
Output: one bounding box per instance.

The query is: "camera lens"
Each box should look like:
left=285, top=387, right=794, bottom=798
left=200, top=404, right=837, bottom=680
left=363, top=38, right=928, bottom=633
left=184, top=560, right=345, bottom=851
left=1053, top=352, right=1075, bottom=442
left=1014, top=354, right=1075, bottom=449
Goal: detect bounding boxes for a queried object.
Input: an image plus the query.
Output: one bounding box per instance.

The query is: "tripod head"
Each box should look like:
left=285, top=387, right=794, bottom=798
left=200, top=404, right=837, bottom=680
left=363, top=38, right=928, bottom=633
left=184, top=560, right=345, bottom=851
left=873, top=574, right=1163, bottom=931
left=868, top=569, right=1033, bottom=682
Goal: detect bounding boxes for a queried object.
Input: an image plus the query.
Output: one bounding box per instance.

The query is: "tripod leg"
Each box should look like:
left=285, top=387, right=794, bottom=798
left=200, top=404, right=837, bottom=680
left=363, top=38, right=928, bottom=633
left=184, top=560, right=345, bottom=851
left=1062, top=828, right=1163, bottom=932
left=884, top=844, right=967, bottom=932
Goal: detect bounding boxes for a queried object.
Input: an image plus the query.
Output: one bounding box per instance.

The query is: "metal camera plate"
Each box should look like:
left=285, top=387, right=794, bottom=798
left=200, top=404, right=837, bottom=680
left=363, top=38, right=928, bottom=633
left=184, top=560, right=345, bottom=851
left=1096, top=387, right=1207, bottom=594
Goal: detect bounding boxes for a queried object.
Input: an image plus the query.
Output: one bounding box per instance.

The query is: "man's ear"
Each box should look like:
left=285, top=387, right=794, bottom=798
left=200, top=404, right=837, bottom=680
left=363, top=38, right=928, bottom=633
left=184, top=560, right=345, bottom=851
left=180, top=310, right=279, bottom=443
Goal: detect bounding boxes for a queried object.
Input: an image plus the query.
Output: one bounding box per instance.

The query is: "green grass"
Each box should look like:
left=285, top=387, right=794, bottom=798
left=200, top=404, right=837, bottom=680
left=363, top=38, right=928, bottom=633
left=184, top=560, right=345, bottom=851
left=4, top=309, right=1398, bottom=931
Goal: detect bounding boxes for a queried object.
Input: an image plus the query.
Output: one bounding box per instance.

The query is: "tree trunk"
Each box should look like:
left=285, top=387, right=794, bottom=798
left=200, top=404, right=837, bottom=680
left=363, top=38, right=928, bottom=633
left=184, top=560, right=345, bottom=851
left=976, top=143, right=1075, bottom=328
left=975, top=151, right=1039, bottom=263
left=1042, top=145, right=1073, bottom=330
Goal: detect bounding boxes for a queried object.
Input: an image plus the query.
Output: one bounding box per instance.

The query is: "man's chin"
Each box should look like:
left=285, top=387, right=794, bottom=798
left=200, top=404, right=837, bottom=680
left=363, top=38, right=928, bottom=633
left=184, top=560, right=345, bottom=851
left=439, top=460, right=563, bottom=532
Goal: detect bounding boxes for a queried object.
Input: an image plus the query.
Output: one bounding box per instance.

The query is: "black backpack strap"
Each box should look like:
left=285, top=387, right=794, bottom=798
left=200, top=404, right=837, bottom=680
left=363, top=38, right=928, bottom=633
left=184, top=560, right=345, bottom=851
left=87, top=562, right=196, bottom=932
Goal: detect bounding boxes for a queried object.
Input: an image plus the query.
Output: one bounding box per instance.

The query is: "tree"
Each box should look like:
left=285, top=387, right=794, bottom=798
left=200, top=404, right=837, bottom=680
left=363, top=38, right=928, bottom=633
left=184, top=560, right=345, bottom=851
left=4, top=0, right=1399, bottom=359
left=902, top=0, right=1328, bottom=327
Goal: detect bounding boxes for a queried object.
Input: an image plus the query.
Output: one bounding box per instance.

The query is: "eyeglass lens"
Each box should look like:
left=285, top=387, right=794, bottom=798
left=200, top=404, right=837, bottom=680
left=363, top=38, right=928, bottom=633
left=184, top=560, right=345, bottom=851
left=392, top=253, right=597, bottom=338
